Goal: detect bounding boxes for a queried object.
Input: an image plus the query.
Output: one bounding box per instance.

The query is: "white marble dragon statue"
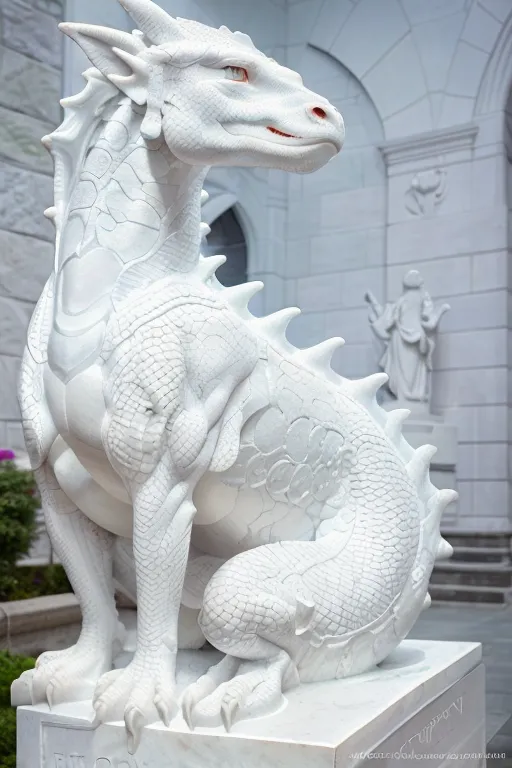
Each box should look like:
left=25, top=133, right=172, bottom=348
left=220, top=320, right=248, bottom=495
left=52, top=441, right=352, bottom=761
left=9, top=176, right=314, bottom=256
left=12, top=0, right=455, bottom=754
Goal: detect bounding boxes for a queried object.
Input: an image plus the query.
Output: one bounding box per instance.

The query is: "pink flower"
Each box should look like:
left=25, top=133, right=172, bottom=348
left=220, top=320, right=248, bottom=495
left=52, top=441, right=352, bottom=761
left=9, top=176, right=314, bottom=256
left=0, top=449, right=16, bottom=461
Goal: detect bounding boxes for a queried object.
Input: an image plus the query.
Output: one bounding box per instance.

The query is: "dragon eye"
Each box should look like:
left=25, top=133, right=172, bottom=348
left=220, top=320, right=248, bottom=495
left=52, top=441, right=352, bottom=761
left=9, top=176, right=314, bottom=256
left=224, top=66, right=249, bottom=83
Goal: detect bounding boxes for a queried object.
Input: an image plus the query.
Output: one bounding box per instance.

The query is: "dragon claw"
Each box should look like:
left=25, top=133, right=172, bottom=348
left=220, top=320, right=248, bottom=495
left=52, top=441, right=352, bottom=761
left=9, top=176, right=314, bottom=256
left=154, top=690, right=173, bottom=727
left=46, top=683, right=55, bottom=709
left=125, top=706, right=145, bottom=754
left=181, top=690, right=196, bottom=729
left=220, top=695, right=239, bottom=732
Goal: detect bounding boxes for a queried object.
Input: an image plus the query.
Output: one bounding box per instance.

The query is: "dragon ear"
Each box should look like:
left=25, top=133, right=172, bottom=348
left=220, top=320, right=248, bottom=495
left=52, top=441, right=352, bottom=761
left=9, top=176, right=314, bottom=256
left=59, top=22, right=149, bottom=105
left=118, top=0, right=185, bottom=45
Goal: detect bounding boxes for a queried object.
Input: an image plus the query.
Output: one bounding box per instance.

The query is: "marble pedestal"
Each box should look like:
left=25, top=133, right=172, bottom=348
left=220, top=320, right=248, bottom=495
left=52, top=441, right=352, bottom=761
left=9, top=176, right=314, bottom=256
left=16, top=639, right=484, bottom=768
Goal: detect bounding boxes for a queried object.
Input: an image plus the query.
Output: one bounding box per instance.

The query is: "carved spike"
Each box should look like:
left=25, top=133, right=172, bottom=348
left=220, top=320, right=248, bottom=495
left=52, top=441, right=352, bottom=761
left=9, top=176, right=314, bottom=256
left=254, top=307, right=301, bottom=340
left=233, top=31, right=258, bottom=51
left=198, top=255, right=227, bottom=282
left=106, top=74, right=147, bottom=104
left=200, top=222, right=211, bottom=239
left=41, top=134, right=52, bottom=150
left=384, top=408, right=410, bottom=446
left=223, top=282, right=264, bottom=314
left=58, top=22, right=144, bottom=54
left=427, top=489, right=458, bottom=519
left=107, top=73, right=137, bottom=87
left=118, top=0, right=185, bottom=45
left=405, top=444, right=437, bottom=489
left=348, top=372, right=388, bottom=406
left=43, top=207, right=57, bottom=220
left=201, top=189, right=209, bottom=205
left=436, top=537, right=453, bottom=561
left=295, top=594, right=315, bottom=636
left=111, top=46, right=149, bottom=76
left=298, top=337, right=345, bottom=371
left=422, top=593, right=431, bottom=611
left=58, top=69, right=106, bottom=109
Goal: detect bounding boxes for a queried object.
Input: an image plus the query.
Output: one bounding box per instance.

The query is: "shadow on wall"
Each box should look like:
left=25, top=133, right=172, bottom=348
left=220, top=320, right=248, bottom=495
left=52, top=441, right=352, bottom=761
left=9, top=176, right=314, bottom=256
left=203, top=207, right=248, bottom=287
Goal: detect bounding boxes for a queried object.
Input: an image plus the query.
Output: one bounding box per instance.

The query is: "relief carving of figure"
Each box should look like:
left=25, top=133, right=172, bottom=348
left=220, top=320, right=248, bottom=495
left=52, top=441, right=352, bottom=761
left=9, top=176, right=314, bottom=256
left=365, top=270, right=450, bottom=405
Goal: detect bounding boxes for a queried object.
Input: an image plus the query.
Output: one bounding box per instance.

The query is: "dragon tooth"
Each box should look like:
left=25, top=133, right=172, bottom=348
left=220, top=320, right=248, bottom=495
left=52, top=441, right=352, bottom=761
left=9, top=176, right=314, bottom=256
left=298, top=337, right=344, bottom=372
left=253, top=307, right=300, bottom=341
left=43, top=206, right=57, bottom=220
left=223, top=281, right=264, bottom=314
left=201, top=189, right=209, bottom=205
left=200, top=222, right=211, bottom=239
left=198, top=254, right=226, bottom=282
left=348, top=372, right=388, bottom=406
left=405, top=444, right=437, bottom=491
left=384, top=408, right=410, bottom=446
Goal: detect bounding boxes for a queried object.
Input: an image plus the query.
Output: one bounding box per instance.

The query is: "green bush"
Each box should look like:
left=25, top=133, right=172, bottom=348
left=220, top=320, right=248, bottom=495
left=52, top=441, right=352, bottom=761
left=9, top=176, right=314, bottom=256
left=2, top=564, right=71, bottom=602
left=0, top=459, right=39, bottom=600
left=0, top=651, right=35, bottom=767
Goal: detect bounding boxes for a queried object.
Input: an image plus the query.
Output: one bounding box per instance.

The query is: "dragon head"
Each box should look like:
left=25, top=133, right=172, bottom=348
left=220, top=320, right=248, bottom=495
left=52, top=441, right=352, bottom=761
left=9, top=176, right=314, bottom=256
left=60, top=0, right=344, bottom=174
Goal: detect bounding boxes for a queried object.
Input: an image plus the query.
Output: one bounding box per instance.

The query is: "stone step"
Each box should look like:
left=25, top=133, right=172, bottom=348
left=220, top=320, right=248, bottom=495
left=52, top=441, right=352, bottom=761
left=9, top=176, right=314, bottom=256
left=429, top=583, right=509, bottom=604
left=450, top=546, right=510, bottom=564
left=441, top=531, right=512, bottom=550
left=432, top=561, right=512, bottom=588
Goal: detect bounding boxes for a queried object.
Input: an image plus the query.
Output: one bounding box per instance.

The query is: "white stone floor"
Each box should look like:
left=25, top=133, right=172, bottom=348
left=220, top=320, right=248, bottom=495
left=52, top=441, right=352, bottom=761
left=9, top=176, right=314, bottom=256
left=409, top=604, right=512, bottom=762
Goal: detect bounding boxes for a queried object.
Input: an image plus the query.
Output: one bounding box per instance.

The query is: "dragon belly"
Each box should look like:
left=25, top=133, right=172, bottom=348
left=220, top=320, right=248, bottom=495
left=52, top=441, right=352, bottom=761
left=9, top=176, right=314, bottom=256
left=44, top=361, right=131, bottom=508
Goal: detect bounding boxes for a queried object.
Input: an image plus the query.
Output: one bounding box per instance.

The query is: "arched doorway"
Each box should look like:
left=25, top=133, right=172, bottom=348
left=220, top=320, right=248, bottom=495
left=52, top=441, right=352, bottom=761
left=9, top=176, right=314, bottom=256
left=203, top=207, right=248, bottom=287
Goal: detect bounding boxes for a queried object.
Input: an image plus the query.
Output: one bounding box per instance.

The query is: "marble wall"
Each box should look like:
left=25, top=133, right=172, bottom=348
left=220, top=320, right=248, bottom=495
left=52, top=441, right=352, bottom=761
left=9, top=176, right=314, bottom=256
left=3, top=0, right=512, bottom=532
left=0, top=0, right=64, bottom=452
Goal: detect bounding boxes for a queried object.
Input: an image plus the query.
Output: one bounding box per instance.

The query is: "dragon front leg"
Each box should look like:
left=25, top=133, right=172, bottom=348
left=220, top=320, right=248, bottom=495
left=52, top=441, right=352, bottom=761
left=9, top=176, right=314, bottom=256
left=92, top=449, right=214, bottom=753
left=11, top=463, right=120, bottom=708
left=96, top=309, right=260, bottom=750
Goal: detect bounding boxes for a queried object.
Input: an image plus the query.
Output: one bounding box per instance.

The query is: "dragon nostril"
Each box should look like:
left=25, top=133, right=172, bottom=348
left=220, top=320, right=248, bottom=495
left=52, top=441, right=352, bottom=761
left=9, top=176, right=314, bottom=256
left=312, top=106, right=327, bottom=119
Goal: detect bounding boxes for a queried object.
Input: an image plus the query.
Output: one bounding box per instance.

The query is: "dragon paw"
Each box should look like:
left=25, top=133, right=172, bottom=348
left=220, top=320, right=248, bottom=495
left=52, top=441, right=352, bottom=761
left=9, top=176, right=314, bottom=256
left=182, top=650, right=298, bottom=731
left=92, top=653, right=177, bottom=754
left=11, top=642, right=111, bottom=708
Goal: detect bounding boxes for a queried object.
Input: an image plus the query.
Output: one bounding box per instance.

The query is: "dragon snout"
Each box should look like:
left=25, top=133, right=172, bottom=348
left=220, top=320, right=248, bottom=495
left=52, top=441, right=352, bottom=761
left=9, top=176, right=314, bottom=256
left=305, top=101, right=345, bottom=150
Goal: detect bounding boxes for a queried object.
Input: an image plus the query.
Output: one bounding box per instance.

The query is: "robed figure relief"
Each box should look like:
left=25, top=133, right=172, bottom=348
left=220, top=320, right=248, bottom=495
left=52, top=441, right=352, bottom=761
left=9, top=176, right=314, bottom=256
left=365, top=270, right=450, bottom=405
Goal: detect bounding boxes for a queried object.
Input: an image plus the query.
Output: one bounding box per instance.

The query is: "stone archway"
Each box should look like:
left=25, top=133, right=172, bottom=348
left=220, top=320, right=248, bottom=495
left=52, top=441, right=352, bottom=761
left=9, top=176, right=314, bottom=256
left=203, top=207, right=248, bottom=287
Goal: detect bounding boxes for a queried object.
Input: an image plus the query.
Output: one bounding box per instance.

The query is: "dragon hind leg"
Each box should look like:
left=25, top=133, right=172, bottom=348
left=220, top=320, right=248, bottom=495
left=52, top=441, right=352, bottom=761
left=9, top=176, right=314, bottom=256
left=181, top=563, right=300, bottom=730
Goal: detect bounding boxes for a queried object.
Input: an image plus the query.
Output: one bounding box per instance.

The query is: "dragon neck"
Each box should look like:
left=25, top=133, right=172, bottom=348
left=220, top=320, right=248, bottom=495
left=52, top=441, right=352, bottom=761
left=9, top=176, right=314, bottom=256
left=50, top=70, right=208, bottom=336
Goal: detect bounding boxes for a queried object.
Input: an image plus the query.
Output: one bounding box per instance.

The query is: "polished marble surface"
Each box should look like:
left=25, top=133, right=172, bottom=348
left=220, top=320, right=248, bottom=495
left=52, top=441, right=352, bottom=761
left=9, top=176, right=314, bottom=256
left=17, top=639, right=482, bottom=768
left=409, top=603, right=512, bottom=748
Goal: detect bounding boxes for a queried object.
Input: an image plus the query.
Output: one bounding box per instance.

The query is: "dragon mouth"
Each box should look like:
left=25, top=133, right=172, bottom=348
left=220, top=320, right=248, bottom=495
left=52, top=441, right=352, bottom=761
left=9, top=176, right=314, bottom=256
left=223, top=123, right=342, bottom=152
left=267, top=126, right=301, bottom=139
